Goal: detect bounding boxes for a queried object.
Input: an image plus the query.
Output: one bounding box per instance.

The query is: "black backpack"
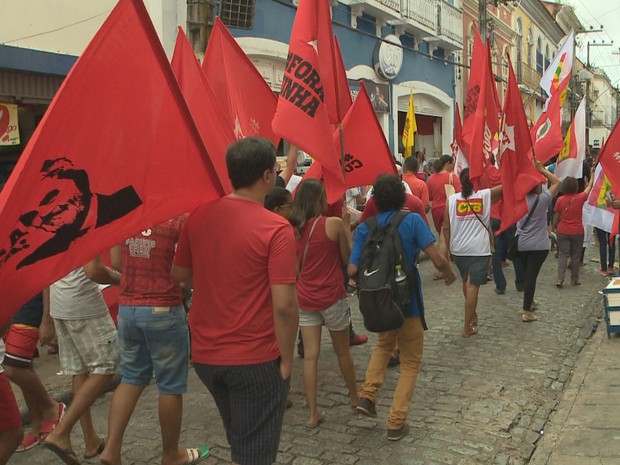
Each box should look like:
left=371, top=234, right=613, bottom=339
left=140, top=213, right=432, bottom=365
left=357, top=211, right=425, bottom=332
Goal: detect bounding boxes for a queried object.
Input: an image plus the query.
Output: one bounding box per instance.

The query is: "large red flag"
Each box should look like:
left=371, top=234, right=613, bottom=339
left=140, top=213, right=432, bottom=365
left=497, top=54, right=545, bottom=234
left=202, top=18, right=279, bottom=145
left=461, top=24, right=485, bottom=151
left=303, top=85, right=396, bottom=201
left=598, top=117, right=620, bottom=198
left=0, top=0, right=224, bottom=326
left=272, top=0, right=344, bottom=182
left=529, top=89, right=564, bottom=163
left=463, top=31, right=500, bottom=181
left=171, top=27, right=234, bottom=193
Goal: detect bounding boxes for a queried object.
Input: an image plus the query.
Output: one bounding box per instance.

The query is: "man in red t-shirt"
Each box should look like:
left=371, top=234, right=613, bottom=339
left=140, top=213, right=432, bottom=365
left=402, top=157, right=430, bottom=213
left=361, top=193, right=428, bottom=225
left=172, top=137, right=298, bottom=465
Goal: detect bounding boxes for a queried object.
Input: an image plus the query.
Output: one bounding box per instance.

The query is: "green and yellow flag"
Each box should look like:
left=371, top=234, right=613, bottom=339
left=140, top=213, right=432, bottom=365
left=402, top=90, right=417, bottom=158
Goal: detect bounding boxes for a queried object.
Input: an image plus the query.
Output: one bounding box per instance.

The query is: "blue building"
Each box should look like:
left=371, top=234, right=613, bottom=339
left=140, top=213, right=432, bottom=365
left=227, top=0, right=463, bottom=160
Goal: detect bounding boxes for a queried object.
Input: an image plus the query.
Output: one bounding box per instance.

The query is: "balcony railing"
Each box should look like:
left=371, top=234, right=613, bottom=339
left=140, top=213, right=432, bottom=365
left=342, top=0, right=463, bottom=49
left=517, top=62, right=542, bottom=92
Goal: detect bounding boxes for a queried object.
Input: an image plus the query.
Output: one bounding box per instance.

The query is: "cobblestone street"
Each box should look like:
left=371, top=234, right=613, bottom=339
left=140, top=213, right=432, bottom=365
left=9, top=249, right=605, bottom=465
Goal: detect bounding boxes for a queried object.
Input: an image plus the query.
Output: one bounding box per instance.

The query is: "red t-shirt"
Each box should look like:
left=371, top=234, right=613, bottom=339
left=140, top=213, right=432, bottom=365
left=360, top=194, right=428, bottom=224
left=120, top=216, right=187, bottom=306
left=402, top=173, right=430, bottom=208
left=296, top=217, right=346, bottom=311
left=173, top=196, right=297, bottom=365
left=428, top=171, right=461, bottom=213
left=555, top=191, right=588, bottom=235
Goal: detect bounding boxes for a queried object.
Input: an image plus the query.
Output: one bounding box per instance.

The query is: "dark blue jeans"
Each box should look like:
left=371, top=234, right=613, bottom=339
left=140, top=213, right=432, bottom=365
left=491, top=219, right=525, bottom=292
left=595, top=227, right=616, bottom=271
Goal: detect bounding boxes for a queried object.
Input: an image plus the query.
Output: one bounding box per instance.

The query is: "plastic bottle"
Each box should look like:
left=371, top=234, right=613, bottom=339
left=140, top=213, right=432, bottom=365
left=394, top=264, right=411, bottom=307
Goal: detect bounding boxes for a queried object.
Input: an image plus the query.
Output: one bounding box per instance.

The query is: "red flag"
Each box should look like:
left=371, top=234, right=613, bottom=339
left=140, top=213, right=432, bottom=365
left=171, top=27, right=234, bottom=193
left=497, top=54, right=546, bottom=234
left=202, top=18, right=279, bottom=145
left=598, top=117, right=620, bottom=198
left=461, top=24, right=485, bottom=151
left=529, top=89, right=564, bottom=163
left=463, top=29, right=500, bottom=181
left=0, top=0, right=224, bottom=326
left=333, top=36, right=352, bottom=120
left=272, top=0, right=344, bottom=182
left=303, top=85, right=397, bottom=202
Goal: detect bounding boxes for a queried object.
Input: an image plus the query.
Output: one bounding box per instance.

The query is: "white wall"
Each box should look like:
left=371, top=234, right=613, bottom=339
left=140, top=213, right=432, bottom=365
left=0, top=0, right=185, bottom=59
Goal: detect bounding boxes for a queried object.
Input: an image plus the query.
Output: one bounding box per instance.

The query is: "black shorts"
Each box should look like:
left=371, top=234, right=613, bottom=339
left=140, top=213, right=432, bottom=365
left=194, top=359, right=289, bottom=465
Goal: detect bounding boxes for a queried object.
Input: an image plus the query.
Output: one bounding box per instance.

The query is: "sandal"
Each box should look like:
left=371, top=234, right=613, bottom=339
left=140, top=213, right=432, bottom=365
left=39, top=402, right=66, bottom=441
left=462, top=326, right=479, bottom=338
left=15, top=433, right=39, bottom=453
left=42, top=442, right=80, bottom=465
left=522, top=312, right=538, bottom=322
left=84, top=438, right=106, bottom=459
left=305, top=412, right=326, bottom=429
left=185, top=445, right=210, bottom=465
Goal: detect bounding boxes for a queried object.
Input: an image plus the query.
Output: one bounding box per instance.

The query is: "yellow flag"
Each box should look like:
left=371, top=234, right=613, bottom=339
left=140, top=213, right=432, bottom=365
left=402, top=90, right=417, bottom=158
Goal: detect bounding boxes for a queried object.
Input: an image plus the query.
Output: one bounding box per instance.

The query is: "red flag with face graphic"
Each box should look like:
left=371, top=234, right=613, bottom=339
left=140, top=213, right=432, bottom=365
left=303, top=85, right=396, bottom=202
left=171, top=27, right=234, bottom=193
left=272, top=0, right=344, bottom=182
left=529, top=88, right=564, bottom=163
left=497, top=54, right=545, bottom=234
left=202, top=18, right=279, bottom=145
left=0, top=0, right=224, bottom=326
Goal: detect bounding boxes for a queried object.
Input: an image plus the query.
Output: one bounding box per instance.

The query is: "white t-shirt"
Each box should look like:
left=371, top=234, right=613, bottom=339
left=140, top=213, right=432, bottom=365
left=448, top=189, right=492, bottom=256
left=50, top=268, right=109, bottom=320
left=346, top=188, right=363, bottom=209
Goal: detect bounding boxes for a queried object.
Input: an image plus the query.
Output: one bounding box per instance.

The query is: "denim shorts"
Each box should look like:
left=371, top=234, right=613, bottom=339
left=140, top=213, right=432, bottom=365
left=453, top=255, right=490, bottom=286
left=117, top=305, right=189, bottom=395
left=298, top=298, right=350, bottom=331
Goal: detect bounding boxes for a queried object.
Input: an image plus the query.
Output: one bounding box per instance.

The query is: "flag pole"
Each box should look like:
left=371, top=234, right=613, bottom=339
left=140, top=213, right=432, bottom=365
left=329, top=35, right=346, bottom=178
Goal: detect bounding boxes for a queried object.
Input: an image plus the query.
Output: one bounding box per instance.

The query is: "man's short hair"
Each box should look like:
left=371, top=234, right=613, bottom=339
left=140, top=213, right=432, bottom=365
left=226, top=137, right=276, bottom=190
left=373, top=174, right=405, bottom=212
left=404, top=157, right=419, bottom=173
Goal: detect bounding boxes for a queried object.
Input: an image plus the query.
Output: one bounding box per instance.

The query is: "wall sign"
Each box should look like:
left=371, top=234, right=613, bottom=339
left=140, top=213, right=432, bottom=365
left=373, top=34, right=403, bottom=81
left=0, top=103, right=19, bottom=146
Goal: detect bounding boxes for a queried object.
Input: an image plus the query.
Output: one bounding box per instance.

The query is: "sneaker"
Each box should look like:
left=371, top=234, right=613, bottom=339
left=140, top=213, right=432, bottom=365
left=387, top=424, right=410, bottom=441
left=356, top=397, right=377, bottom=418
left=494, top=288, right=505, bottom=295
left=599, top=268, right=609, bottom=276
left=349, top=334, right=368, bottom=346
left=609, top=267, right=616, bottom=275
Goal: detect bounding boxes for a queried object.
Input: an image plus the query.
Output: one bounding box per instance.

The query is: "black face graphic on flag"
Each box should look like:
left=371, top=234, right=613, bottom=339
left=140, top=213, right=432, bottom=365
left=0, top=157, right=142, bottom=269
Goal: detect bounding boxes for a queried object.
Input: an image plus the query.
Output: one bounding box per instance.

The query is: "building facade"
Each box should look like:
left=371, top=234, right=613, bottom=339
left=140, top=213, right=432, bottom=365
left=232, top=0, right=462, bottom=160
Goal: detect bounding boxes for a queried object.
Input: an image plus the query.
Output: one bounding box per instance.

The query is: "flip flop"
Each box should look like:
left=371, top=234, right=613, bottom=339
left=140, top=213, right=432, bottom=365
left=39, top=402, right=67, bottom=441
left=83, top=439, right=105, bottom=459
left=42, top=442, right=81, bottom=465
left=462, top=326, right=479, bottom=338
left=185, top=445, right=209, bottom=465
left=522, top=313, right=538, bottom=322
left=305, top=412, right=326, bottom=429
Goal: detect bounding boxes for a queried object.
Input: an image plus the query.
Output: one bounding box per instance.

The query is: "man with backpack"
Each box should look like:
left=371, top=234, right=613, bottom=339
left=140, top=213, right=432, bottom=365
left=348, top=174, right=455, bottom=441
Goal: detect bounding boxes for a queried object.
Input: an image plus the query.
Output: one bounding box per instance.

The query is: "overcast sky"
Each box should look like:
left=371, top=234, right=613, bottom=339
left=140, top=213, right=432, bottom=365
left=571, top=0, right=620, bottom=87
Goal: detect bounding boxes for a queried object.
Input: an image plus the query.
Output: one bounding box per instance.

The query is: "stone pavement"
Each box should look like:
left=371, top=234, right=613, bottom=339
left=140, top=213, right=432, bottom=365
left=530, top=313, right=620, bottom=465
left=8, top=246, right=609, bottom=465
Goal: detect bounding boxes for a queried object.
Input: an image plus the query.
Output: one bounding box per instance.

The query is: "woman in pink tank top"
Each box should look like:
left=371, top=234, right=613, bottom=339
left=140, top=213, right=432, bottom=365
left=290, top=180, right=359, bottom=429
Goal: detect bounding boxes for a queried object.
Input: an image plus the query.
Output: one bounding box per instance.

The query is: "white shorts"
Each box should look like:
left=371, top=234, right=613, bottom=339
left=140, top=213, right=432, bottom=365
left=54, top=314, right=119, bottom=376
left=298, top=298, right=350, bottom=331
